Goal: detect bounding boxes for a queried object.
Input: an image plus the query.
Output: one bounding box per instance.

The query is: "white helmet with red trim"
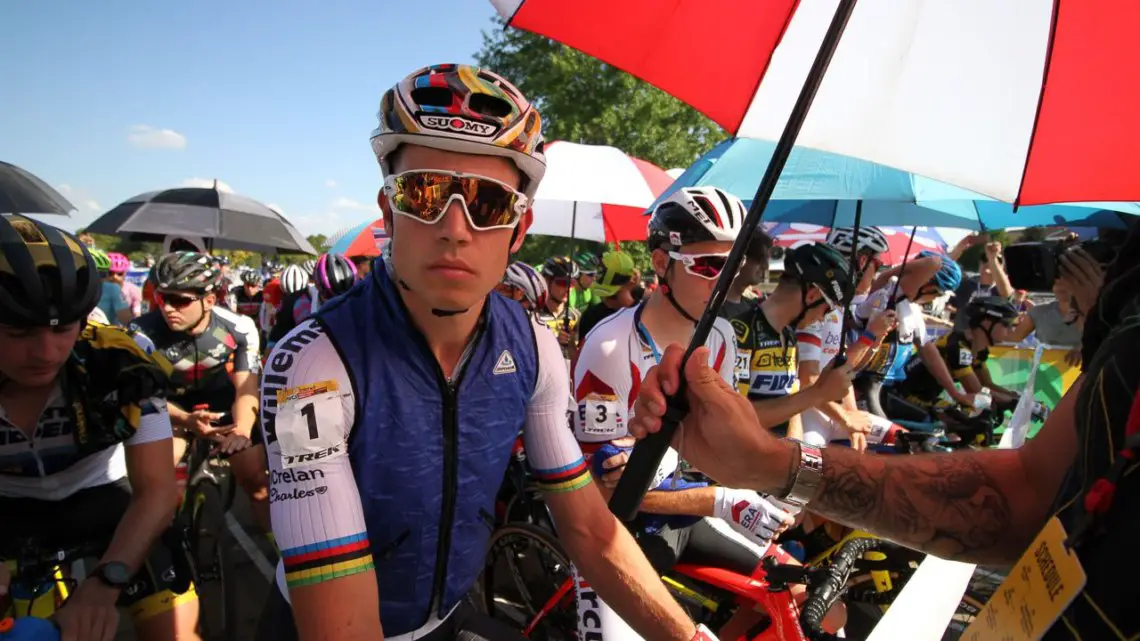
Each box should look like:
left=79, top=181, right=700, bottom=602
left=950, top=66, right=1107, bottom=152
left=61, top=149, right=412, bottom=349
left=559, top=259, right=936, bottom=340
left=647, top=187, right=747, bottom=251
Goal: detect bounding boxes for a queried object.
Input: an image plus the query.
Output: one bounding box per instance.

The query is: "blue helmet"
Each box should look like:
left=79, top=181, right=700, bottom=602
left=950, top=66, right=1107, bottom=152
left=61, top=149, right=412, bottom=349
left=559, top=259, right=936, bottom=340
left=919, top=250, right=962, bottom=292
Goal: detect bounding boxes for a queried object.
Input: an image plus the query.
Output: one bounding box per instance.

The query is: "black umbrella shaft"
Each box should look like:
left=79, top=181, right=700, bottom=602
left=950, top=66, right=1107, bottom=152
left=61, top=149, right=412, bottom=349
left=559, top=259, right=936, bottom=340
left=835, top=200, right=864, bottom=364
left=609, top=0, right=862, bottom=521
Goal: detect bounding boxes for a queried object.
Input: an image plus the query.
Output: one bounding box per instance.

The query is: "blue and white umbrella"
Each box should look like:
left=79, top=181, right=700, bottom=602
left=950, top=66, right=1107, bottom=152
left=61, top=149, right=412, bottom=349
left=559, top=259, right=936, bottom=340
left=654, top=139, right=1140, bottom=230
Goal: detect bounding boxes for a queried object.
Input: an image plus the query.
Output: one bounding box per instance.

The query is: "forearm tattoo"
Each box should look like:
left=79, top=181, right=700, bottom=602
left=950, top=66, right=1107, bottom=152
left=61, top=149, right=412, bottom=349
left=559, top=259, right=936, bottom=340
left=812, top=449, right=1013, bottom=561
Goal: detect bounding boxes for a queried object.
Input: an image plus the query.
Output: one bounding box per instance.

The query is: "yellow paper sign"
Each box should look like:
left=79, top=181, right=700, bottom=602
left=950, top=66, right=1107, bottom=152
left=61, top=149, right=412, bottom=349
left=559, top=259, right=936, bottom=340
left=963, top=517, right=1086, bottom=641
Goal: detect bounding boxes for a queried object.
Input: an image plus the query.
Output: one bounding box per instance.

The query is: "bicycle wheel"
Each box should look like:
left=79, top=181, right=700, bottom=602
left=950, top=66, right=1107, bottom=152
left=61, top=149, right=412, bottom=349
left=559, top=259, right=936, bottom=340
left=189, top=481, right=237, bottom=641
left=481, top=523, right=576, bottom=640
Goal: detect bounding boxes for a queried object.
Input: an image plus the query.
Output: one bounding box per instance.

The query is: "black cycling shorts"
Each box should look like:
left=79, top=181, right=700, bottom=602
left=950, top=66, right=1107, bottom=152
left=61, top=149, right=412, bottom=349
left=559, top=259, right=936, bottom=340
left=0, top=479, right=195, bottom=621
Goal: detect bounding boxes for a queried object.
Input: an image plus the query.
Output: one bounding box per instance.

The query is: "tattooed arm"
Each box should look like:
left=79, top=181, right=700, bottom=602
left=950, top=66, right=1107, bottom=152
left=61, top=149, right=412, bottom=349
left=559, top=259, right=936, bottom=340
left=803, top=376, right=1082, bottom=565
left=628, top=343, right=1082, bottom=568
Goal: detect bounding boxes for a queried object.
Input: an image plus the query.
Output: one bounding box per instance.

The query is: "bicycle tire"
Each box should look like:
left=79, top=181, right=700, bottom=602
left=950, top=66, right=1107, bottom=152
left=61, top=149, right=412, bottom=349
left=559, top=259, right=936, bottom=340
left=481, top=523, right=576, bottom=640
left=189, top=481, right=237, bottom=641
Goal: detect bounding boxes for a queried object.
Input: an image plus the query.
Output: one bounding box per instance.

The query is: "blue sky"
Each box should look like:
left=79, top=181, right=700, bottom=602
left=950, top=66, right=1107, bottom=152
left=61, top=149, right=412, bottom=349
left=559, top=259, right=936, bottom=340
left=1, top=0, right=500, bottom=237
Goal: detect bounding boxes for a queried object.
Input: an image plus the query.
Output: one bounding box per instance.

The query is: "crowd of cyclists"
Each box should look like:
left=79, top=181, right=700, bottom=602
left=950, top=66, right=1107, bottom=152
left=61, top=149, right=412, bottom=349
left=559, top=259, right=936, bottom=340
left=1, top=61, right=1133, bottom=641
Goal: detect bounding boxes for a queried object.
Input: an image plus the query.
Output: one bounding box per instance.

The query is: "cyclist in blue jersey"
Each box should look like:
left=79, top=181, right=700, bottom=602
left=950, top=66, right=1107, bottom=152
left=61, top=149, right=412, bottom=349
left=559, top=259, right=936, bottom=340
left=256, top=64, right=716, bottom=641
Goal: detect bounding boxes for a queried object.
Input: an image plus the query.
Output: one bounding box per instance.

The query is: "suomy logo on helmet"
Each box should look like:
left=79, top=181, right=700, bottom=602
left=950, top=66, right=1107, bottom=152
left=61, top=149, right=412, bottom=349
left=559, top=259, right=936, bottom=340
left=418, top=114, right=498, bottom=137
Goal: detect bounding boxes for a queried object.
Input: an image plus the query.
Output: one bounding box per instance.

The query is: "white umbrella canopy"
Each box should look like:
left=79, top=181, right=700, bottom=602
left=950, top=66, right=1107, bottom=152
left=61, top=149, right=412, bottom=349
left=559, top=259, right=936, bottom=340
left=527, top=141, right=674, bottom=243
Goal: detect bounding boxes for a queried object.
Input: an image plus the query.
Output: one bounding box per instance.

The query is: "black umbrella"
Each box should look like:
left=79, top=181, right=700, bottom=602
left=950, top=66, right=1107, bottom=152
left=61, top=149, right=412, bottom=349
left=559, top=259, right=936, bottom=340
left=88, top=181, right=317, bottom=254
left=0, top=161, right=75, bottom=216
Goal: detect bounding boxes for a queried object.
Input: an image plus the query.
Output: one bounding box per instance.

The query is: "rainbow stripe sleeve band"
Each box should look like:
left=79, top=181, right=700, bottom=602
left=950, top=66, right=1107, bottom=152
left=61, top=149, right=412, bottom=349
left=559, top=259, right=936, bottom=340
left=533, top=457, right=592, bottom=493
left=283, top=532, right=375, bottom=588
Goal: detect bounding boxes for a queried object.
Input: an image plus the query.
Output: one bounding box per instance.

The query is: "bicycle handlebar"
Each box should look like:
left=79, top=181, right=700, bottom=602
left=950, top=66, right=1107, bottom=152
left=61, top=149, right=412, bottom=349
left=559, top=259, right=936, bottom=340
left=800, top=537, right=883, bottom=641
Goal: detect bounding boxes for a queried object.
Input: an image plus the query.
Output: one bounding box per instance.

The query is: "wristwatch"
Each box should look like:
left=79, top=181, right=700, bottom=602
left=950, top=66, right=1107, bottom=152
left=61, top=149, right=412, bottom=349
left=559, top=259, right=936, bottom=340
left=780, top=440, right=824, bottom=507
left=92, top=561, right=132, bottom=589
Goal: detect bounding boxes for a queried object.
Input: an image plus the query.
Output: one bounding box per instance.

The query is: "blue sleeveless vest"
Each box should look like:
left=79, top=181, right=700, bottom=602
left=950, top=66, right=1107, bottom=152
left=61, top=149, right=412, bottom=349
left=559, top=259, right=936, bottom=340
left=316, top=263, right=538, bottom=635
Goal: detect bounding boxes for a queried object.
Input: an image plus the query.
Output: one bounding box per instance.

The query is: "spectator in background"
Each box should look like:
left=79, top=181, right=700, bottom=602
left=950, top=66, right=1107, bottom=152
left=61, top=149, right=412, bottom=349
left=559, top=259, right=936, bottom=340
left=77, top=232, right=95, bottom=247
left=1013, top=289, right=1035, bottom=312
left=642, top=272, right=659, bottom=295
left=1008, top=247, right=1108, bottom=365
left=569, top=252, right=601, bottom=312
left=90, top=248, right=131, bottom=325
left=578, top=251, right=639, bottom=338
left=350, top=255, right=373, bottom=279
left=107, top=252, right=142, bottom=318
left=719, top=231, right=773, bottom=320
left=949, top=239, right=1013, bottom=324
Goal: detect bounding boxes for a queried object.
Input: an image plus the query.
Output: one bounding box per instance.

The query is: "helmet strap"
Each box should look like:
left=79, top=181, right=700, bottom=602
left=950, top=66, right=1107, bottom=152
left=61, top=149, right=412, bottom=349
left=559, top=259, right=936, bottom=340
left=662, top=260, right=699, bottom=324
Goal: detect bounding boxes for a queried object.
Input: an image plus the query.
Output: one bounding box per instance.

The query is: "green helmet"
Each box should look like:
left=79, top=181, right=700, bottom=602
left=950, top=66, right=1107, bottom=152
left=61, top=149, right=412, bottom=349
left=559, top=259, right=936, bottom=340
left=591, top=251, right=636, bottom=298
left=88, top=248, right=111, bottom=273
left=575, top=252, right=601, bottom=275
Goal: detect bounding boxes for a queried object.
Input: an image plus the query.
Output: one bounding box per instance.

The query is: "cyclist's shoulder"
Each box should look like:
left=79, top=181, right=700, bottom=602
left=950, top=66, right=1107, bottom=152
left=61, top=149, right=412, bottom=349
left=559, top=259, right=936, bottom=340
left=264, top=319, right=349, bottom=389
left=577, top=306, right=635, bottom=352
left=128, top=310, right=166, bottom=337
left=80, top=321, right=155, bottom=361
left=710, top=315, right=736, bottom=348
left=210, top=305, right=257, bottom=336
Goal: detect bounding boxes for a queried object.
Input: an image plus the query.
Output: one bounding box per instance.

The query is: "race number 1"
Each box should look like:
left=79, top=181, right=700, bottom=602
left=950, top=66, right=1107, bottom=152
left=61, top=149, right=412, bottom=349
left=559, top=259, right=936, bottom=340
left=277, top=390, right=346, bottom=469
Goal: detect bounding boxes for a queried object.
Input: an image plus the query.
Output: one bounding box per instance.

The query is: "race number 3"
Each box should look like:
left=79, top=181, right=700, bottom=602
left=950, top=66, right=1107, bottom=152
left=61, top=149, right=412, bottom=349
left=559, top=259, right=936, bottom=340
left=576, top=395, right=622, bottom=438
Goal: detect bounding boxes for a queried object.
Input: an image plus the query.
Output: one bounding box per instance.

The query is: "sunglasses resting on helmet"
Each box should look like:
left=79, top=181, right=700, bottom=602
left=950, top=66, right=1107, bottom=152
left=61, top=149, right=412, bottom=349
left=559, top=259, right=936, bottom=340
left=384, top=169, right=529, bottom=231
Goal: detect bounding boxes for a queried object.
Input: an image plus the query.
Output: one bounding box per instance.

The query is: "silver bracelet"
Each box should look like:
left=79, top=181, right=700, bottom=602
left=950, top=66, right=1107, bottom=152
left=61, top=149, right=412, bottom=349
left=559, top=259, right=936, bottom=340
left=780, top=440, right=824, bottom=507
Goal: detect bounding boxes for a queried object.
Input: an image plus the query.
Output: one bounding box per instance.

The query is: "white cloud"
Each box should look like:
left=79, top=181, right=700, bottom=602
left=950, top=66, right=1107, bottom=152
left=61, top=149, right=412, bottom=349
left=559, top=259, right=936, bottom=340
left=127, top=124, right=187, bottom=150
left=330, top=196, right=378, bottom=212
left=55, top=184, right=102, bottom=213
left=181, top=177, right=234, bottom=193
left=291, top=211, right=346, bottom=237
left=324, top=179, right=337, bottom=188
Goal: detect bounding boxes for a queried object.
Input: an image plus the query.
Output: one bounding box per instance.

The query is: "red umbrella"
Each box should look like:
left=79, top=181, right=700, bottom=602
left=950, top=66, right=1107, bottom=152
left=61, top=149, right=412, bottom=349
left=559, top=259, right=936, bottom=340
left=492, top=0, right=1140, bottom=206
left=529, top=140, right=674, bottom=242
left=328, top=219, right=387, bottom=257
left=763, top=223, right=947, bottom=265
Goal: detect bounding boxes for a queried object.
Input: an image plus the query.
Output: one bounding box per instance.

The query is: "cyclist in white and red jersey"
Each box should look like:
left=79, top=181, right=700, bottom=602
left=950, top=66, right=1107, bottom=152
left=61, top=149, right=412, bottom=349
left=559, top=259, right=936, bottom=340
left=797, top=227, right=904, bottom=450
left=574, top=187, right=797, bottom=641
left=257, top=64, right=714, bottom=641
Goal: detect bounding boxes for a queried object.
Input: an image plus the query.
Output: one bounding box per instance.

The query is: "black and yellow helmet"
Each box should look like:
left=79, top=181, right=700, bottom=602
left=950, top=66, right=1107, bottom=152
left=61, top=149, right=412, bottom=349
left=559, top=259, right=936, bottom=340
left=0, top=214, right=101, bottom=327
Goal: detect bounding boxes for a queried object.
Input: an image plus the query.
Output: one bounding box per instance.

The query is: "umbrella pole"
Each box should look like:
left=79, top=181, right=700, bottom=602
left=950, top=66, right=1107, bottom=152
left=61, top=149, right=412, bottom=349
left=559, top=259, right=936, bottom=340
left=836, top=200, right=864, bottom=362
left=610, top=0, right=862, bottom=521
left=564, top=202, right=578, bottom=333
left=888, top=226, right=920, bottom=308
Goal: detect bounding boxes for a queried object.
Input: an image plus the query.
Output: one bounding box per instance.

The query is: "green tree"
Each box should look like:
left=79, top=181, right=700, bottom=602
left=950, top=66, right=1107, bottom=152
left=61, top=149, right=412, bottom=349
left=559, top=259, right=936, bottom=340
left=308, top=234, right=329, bottom=251
left=476, top=18, right=724, bottom=169
left=1018, top=227, right=1049, bottom=242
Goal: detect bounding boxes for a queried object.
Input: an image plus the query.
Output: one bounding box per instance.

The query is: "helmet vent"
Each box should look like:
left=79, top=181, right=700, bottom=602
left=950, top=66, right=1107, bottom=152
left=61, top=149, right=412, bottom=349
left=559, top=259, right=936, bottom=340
left=410, top=86, right=454, bottom=108
left=469, top=93, right=513, bottom=118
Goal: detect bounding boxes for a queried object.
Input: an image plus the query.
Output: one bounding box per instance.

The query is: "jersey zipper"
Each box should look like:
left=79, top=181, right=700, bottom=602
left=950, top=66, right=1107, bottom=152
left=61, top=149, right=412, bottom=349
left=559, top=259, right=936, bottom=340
left=423, top=331, right=480, bottom=619
left=431, top=374, right=461, bottom=616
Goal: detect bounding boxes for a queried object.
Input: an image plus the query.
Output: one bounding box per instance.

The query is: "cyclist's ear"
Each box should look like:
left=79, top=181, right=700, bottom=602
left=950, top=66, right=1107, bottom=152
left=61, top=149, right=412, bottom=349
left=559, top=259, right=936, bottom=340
left=509, top=209, right=533, bottom=253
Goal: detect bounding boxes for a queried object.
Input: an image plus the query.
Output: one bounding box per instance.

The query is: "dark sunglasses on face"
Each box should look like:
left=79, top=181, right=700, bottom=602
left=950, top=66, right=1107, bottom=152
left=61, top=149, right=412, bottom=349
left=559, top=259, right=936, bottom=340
left=157, top=292, right=200, bottom=310
left=383, top=169, right=529, bottom=231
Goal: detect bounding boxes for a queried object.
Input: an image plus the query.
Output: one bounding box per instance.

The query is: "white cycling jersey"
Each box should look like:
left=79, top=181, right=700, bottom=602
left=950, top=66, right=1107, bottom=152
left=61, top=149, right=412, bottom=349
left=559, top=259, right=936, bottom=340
left=571, top=304, right=741, bottom=641
left=572, top=304, right=736, bottom=482
left=261, top=316, right=586, bottom=640
left=0, top=330, right=172, bottom=500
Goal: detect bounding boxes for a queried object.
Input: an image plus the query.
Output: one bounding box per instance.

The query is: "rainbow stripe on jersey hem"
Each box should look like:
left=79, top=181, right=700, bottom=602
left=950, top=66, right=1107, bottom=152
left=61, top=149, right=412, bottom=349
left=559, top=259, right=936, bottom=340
left=283, top=532, right=374, bottom=588
left=533, top=457, right=592, bottom=493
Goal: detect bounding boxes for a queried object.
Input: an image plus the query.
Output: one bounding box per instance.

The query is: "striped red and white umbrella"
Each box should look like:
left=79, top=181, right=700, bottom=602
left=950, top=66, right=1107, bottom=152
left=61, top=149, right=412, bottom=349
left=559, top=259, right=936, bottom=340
left=529, top=140, right=674, bottom=243
left=763, top=223, right=947, bottom=266
left=493, top=0, right=1140, bottom=206
left=328, top=218, right=388, bottom=257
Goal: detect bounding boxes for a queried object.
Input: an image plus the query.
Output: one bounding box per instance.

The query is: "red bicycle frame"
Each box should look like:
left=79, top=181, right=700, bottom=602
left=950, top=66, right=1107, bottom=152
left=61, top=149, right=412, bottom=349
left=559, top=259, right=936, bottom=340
left=521, top=562, right=808, bottom=641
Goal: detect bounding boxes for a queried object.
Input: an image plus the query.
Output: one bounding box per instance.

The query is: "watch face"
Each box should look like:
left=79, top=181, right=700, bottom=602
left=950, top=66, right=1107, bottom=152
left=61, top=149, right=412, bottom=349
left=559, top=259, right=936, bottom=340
left=101, top=562, right=132, bottom=586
